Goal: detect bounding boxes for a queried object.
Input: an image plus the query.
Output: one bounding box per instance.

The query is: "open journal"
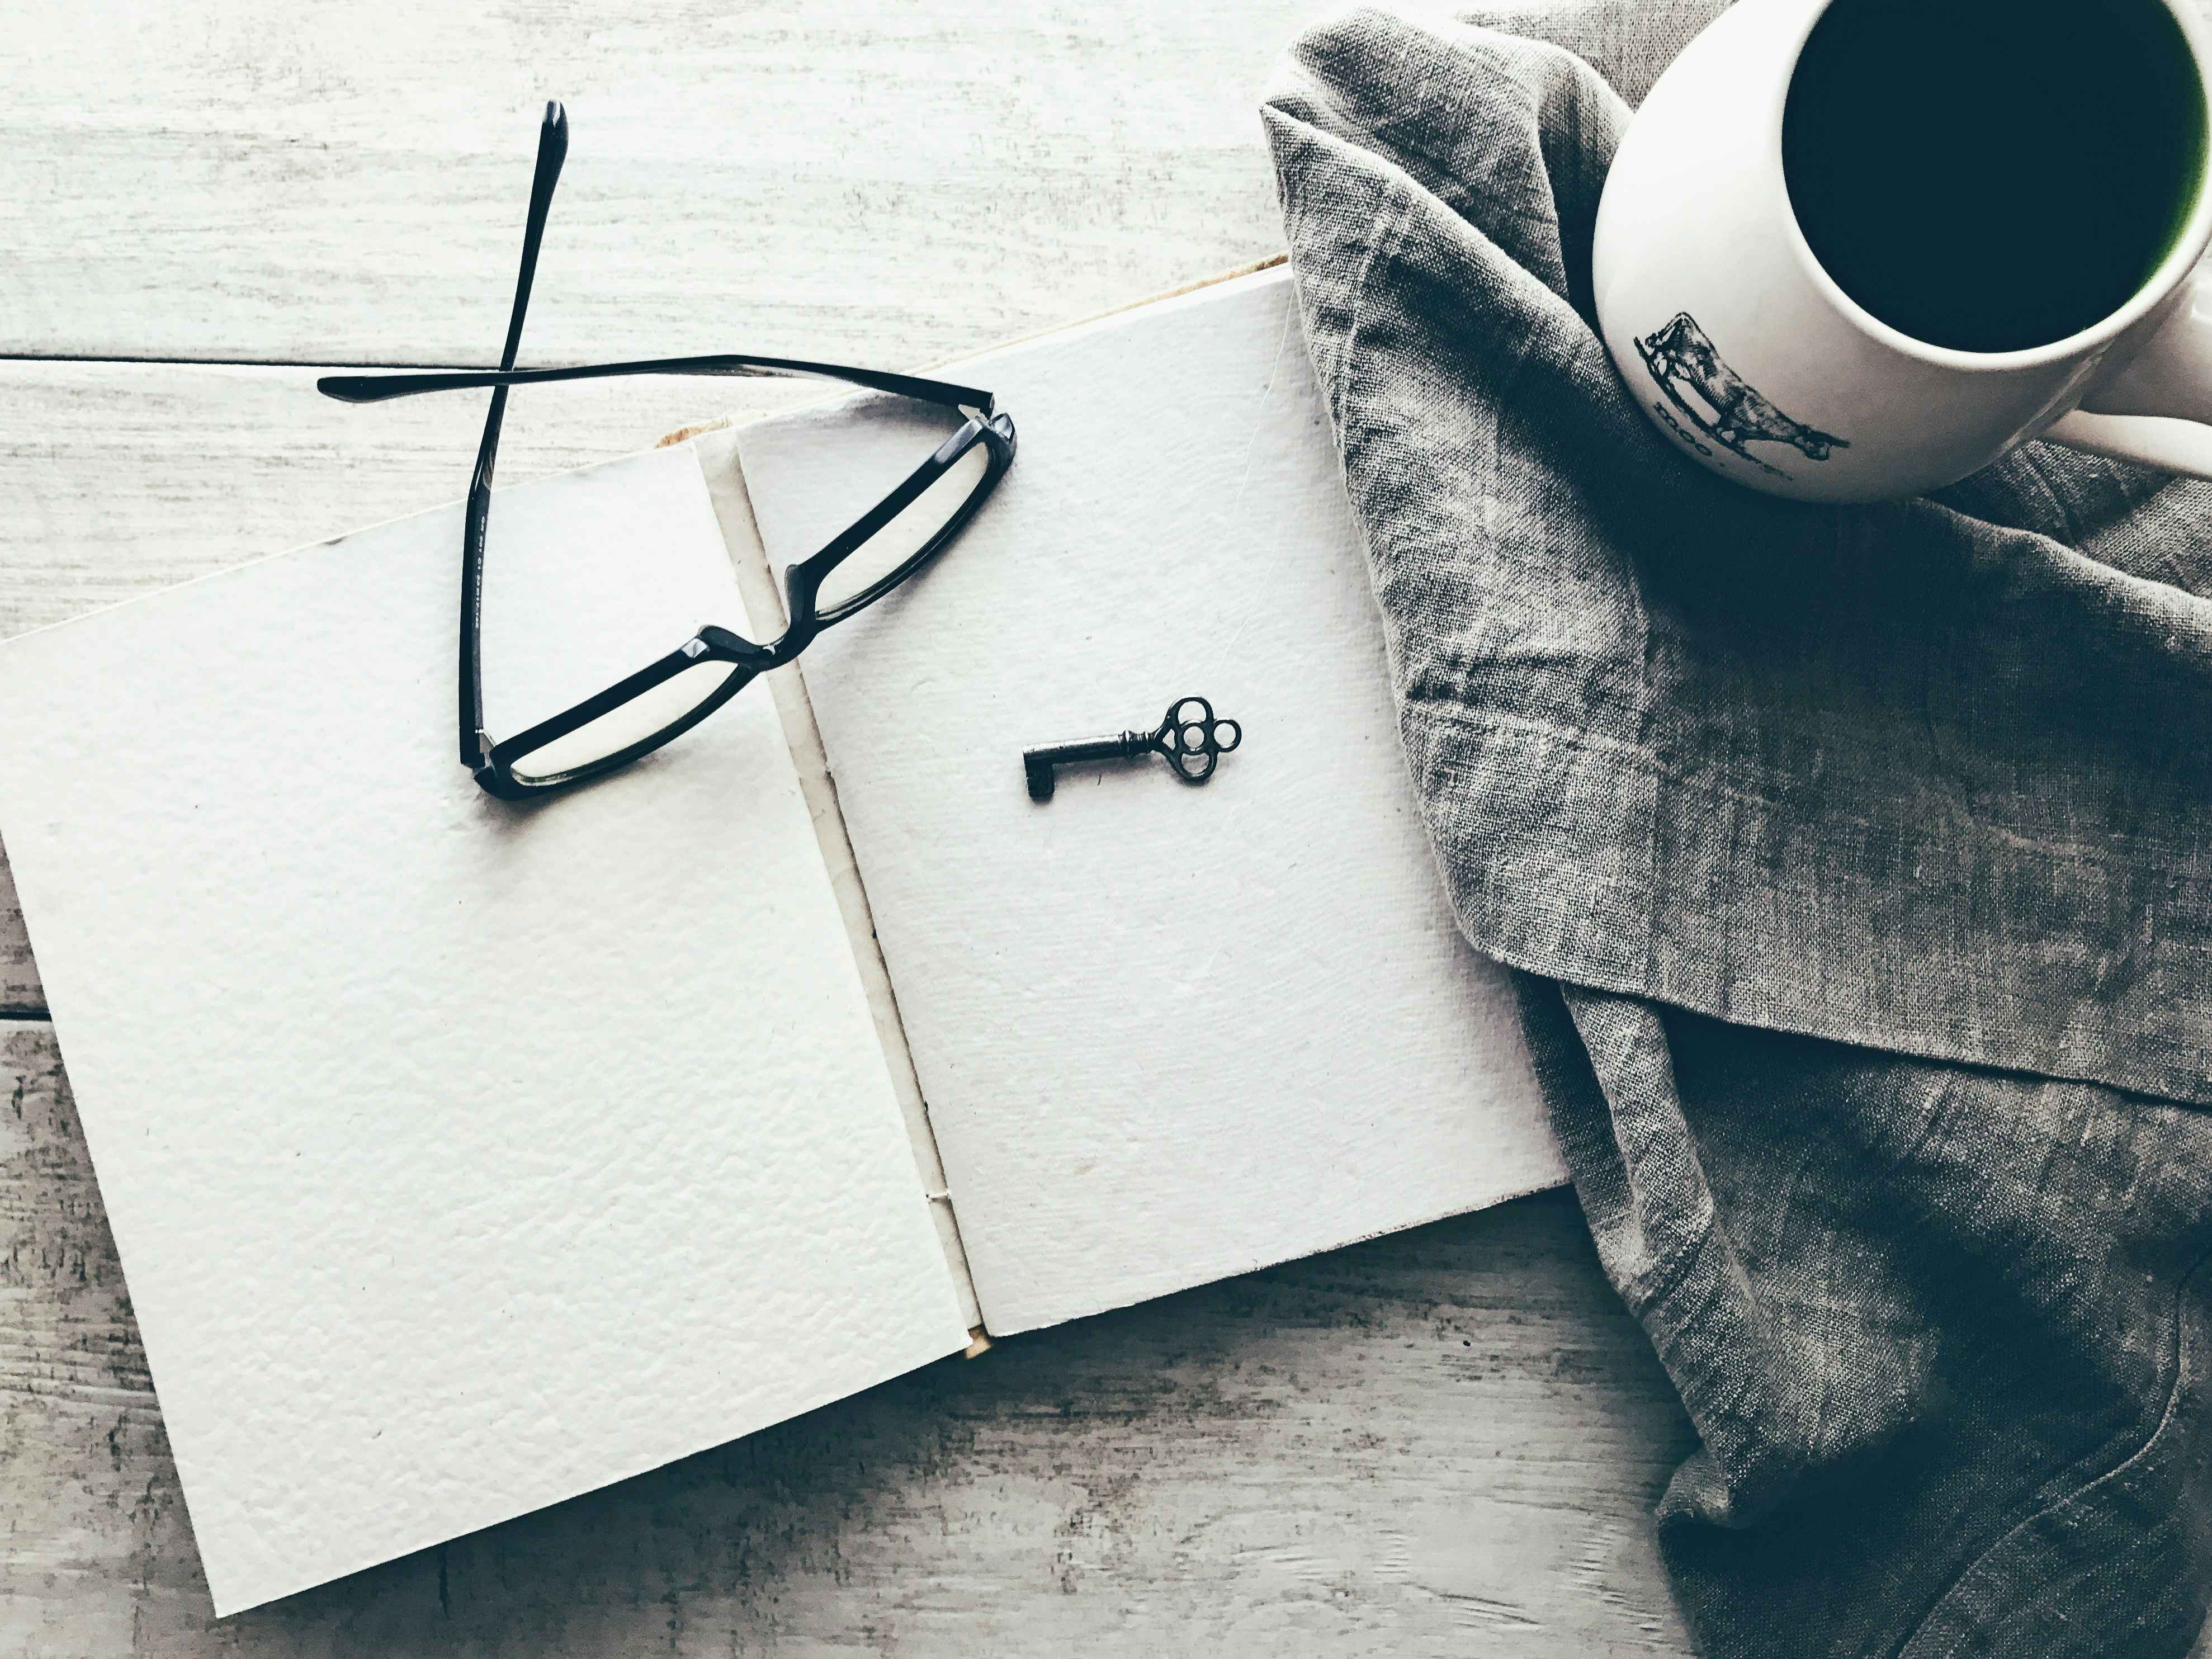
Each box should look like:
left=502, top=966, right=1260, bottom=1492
left=0, top=264, right=1563, bottom=1615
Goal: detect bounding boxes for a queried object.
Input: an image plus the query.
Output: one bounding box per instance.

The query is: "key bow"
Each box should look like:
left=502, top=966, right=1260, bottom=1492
left=1151, top=696, right=1242, bottom=784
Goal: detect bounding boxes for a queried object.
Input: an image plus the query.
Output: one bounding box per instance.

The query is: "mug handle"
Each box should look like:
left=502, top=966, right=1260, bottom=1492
left=2044, top=268, right=2212, bottom=476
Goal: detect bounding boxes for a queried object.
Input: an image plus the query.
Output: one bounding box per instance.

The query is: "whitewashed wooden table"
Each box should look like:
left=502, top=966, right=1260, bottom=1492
left=0, top=4, right=1722, bottom=1652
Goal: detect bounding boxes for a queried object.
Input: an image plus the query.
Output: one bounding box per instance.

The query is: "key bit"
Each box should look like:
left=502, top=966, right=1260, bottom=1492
left=1023, top=696, right=1242, bottom=802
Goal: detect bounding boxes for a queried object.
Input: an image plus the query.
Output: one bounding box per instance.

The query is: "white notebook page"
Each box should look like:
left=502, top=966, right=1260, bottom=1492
left=736, top=269, right=1567, bottom=1336
left=0, top=445, right=967, bottom=1614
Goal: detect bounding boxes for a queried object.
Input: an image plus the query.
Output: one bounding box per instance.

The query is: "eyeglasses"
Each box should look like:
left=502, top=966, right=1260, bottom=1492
left=318, top=102, right=1017, bottom=800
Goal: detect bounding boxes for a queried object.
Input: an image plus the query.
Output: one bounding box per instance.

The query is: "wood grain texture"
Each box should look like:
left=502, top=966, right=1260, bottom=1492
left=0, top=1025, right=1696, bottom=1655
left=0, top=0, right=1316, bottom=367
left=0, top=360, right=812, bottom=640
left=0, top=849, right=36, bottom=1011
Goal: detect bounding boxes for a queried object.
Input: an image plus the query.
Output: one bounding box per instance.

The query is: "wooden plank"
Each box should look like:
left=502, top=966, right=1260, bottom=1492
left=0, top=1024, right=1694, bottom=1653
left=0, top=0, right=1307, bottom=366
left=0, top=849, right=36, bottom=1012
left=0, top=358, right=793, bottom=640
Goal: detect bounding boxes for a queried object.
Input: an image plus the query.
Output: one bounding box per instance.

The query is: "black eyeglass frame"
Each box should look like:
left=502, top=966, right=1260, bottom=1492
left=318, top=101, right=1017, bottom=800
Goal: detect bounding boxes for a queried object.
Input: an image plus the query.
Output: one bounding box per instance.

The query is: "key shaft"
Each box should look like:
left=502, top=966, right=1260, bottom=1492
left=1023, top=731, right=1149, bottom=800
left=1022, top=696, right=1242, bottom=802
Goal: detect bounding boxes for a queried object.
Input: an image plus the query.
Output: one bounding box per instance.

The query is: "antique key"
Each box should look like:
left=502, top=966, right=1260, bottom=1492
left=1024, top=696, right=1242, bottom=802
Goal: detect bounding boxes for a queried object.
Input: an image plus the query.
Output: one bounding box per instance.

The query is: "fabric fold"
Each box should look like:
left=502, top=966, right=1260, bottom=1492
left=1266, top=7, right=2212, bottom=1654
left=1265, top=5, right=2212, bottom=1110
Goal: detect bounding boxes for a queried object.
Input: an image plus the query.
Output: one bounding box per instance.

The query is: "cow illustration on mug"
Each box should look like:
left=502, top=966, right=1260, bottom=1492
left=1634, top=313, right=1849, bottom=478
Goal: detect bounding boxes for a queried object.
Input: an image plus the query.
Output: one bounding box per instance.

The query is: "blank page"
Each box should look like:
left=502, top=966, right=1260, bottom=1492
left=0, top=445, right=967, bottom=1614
left=736, top=270, right=1566, bottom=1336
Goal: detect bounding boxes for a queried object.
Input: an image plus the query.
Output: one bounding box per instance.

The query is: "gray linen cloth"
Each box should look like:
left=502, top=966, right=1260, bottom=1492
left=1264, top=6, right=2212, bottom=1655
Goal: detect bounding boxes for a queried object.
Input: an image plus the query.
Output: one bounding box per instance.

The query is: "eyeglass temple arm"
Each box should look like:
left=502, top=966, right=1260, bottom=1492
left=461, top=98, right=568, bottom=768
left=321, top=355, right=995, bottom=419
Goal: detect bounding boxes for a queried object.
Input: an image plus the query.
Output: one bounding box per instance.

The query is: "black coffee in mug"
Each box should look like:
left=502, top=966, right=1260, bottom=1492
left=1784, top=0, right=2208, bottom=353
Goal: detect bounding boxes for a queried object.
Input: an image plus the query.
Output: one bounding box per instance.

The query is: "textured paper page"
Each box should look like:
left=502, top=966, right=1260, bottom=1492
left=0, top=445, right=968, bottom=1614
left=736, top=268, right=1567, bottom=1336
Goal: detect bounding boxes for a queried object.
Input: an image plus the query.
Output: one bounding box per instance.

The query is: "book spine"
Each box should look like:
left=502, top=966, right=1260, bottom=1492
left=692, top=428, right=990, bottom=1348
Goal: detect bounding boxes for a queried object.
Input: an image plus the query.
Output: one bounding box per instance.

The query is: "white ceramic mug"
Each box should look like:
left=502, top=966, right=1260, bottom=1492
left=1592, top=0, right=2212, bottom=502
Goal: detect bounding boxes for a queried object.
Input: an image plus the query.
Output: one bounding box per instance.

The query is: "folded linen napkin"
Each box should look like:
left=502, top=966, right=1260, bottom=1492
left=1265, top=8, right=2212, bottom=1655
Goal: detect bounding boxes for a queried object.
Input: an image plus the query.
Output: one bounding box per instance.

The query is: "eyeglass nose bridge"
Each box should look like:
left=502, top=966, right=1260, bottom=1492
left=694, top=624, right=777, bottom=667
